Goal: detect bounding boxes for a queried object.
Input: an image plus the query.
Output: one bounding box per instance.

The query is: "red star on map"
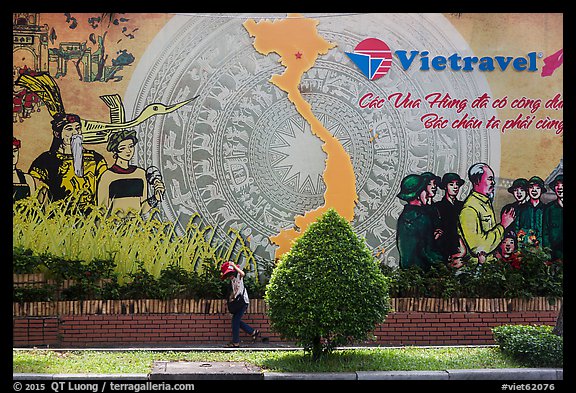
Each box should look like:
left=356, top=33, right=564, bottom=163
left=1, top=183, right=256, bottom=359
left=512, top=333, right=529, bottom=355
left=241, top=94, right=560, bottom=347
left=295, top=51, right=303, bottom=59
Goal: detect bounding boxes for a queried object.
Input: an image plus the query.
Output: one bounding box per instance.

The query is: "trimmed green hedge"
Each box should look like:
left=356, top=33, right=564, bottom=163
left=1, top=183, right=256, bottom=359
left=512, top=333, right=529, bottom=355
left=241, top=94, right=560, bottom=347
left=265, top=209, right=390, bottom=360
left=492, top=324, right=563, bottom=367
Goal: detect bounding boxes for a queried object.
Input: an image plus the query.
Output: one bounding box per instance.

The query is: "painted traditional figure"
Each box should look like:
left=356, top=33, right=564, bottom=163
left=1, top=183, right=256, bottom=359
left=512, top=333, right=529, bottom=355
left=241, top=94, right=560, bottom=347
left=96, top=129, right=165, bottom=215
left=516, top=176, right=546, bottom=247
left=17, top=70, right=186, bottom=214
left=28, top=112, right=108, bottom=212
left=396, top=173, right=444, bottom=270
left=542, top=174, right=563, bottom=260
left=500, top=178, right=529, bottom=233
left=433, top=172, right=465, bottom=265
left=13, top=66, right=42, bottom=123
left=14, top=70, right=196, bottom=146
left=13, top=137, right=37, bottom=203
left=458, top=163, right=516, bottom=263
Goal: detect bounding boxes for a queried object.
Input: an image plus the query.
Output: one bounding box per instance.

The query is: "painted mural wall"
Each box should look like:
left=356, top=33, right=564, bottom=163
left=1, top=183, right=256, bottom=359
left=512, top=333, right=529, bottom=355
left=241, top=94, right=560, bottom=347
left=13, top=13, right=563, bottom=276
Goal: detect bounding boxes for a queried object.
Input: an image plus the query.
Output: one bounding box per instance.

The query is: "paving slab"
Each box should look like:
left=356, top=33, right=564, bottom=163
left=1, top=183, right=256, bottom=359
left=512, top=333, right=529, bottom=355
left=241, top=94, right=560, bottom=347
left=149, top=361, right=263, bottom=380
left=446, top=368, right=562, bottom=380
left=264, top=372, right=357, bottom=380
left=356, top=370, right=449, bottom=380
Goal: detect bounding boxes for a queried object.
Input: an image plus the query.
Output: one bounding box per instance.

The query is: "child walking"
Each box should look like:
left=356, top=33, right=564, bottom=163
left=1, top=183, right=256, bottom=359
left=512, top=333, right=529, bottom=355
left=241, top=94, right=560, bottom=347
left=220, top=261, right=260, bottom=347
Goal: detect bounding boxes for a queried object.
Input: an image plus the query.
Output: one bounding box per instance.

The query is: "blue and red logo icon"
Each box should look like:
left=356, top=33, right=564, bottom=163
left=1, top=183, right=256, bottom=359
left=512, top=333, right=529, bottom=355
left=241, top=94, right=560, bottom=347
left=345, top=38, right=393, bottom=80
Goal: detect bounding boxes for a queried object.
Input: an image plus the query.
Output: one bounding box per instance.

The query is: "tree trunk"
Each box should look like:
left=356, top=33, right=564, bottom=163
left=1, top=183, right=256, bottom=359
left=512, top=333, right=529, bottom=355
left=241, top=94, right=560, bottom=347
left=552, top=302, right=563, bottom=336
left=94, top=32, right=108, bottom=81
left=312, top=335, right=322, bottom=361
left=75, top=41, right=89, bottom=81
left=74, top=58, right=83, bottom=81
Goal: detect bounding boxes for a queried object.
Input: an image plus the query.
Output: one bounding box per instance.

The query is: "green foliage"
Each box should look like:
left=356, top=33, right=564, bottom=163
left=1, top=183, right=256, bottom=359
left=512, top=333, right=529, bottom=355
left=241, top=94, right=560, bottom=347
left=42, top=254, right=84, bottom=281
left=13, top=196, right=266, bottom=301
left=13, top=285, right=58, bottom=302
left=383, top=264, right=460, bottom=298
left=515, top=246, right=563, bottom=298
left=42, top=255, right=119, bottom=301
left=118, top=261, right=161, bottom=299
left=12, top=249, right=261, bottom=301
left=12, top=246, right=44, bottom=274
left=380, top=244, right=562, bottom=299
left=12, top=247, right=121, bottom=301
left=156, top=262, right=196, bottom=300
left=190, top=258, right=229, bottom=299
left=266, top=209, right=390, bottom=360
left=243, top=274, right=267, bottom=299
left=492, top=324, right=563, bottom=367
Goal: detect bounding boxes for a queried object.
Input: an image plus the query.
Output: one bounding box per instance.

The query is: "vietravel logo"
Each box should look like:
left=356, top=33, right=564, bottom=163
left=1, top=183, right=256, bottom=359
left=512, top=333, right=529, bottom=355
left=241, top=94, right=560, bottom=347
left=345, top=38, right=393, bottom=80
left=345, top=37, right=542, bottom=80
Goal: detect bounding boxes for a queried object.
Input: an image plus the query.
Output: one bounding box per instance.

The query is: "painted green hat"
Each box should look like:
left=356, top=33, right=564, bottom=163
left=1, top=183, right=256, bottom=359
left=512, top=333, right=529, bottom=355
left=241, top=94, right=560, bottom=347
left=528, top=176, right=547, bottom=193
left=421, top=171, right=441, bottom=185
left=397, top=174, right=427, bottom=202
left=551, top=174, right=563, bottom=187
left=440, top=172, right=465, bottom=189
left=507, top=178, right=529, bottom=194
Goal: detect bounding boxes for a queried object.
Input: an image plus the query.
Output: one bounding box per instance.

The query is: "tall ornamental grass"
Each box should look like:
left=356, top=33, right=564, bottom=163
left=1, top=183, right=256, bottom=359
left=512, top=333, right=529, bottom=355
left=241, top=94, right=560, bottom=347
left=13, top=194, right=259, bottom=282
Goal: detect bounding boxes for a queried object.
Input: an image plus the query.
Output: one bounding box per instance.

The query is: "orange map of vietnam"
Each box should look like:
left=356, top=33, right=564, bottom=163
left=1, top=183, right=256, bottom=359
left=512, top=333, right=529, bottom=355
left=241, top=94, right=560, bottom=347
left=244, top=14, right=358, bottom=259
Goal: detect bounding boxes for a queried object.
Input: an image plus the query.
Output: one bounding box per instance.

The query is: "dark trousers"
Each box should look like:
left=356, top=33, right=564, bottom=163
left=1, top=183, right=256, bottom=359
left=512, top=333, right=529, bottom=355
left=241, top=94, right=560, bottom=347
left=232, top=304, right=255, bottom=343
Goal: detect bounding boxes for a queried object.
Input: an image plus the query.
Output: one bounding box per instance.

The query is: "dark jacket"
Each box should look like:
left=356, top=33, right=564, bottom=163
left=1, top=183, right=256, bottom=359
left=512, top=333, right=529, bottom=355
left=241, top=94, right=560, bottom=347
left=516, top=201, right=545, bottom=244
left=434, top=197, right=464, bottom=259
left=500, top=201, right=526, bottom=233
left=397, top=204, right=444, bottom=270
left=542, top=199, right=563, bottom=259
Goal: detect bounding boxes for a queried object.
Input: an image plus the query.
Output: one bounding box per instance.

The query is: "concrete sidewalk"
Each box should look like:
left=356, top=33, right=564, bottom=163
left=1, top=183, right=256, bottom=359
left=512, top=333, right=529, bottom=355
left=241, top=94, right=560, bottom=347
left=147, top=361, right=563, bottom=380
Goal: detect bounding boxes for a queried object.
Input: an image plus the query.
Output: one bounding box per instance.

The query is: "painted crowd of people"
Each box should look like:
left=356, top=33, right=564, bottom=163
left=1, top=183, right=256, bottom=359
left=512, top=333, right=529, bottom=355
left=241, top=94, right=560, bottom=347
left=396, top=163, right=563, bottom=271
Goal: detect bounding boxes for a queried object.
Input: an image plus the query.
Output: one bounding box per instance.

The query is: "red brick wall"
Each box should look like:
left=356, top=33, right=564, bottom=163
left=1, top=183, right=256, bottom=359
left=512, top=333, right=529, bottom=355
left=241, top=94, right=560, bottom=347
left=13, top=309, right=558, bottom=348
left=13, top=317, right=60, bottom=347
left=374, top=311, right=557, bottom=346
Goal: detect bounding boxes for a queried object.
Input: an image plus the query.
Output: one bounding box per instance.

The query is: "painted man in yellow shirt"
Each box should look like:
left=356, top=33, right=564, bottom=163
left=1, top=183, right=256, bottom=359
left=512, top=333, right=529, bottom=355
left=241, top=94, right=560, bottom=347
left=458, top=163, right=516, bottom=263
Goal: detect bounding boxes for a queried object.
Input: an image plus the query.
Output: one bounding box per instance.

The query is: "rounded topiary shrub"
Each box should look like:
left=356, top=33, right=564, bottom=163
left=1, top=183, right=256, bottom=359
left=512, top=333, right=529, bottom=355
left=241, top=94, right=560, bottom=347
left=265, top=209, right=390, bottom=360
left=492, top=324, right=563, bottom=367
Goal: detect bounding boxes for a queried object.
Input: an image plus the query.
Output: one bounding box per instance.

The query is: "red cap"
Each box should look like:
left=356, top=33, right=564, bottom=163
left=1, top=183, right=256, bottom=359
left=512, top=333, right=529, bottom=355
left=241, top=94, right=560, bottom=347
left=220, top=261, right=236, bottom=280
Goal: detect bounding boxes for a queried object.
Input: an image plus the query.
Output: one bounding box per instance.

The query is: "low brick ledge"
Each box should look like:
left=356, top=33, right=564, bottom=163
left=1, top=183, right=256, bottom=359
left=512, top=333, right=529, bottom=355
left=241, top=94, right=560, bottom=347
left=12, top=297, right=562, bottom=317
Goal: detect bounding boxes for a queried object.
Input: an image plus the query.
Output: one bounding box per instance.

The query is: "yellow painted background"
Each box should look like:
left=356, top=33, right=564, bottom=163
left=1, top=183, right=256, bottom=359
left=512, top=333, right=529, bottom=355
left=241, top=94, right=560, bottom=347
left=447, top=13, right=563, bottom=181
